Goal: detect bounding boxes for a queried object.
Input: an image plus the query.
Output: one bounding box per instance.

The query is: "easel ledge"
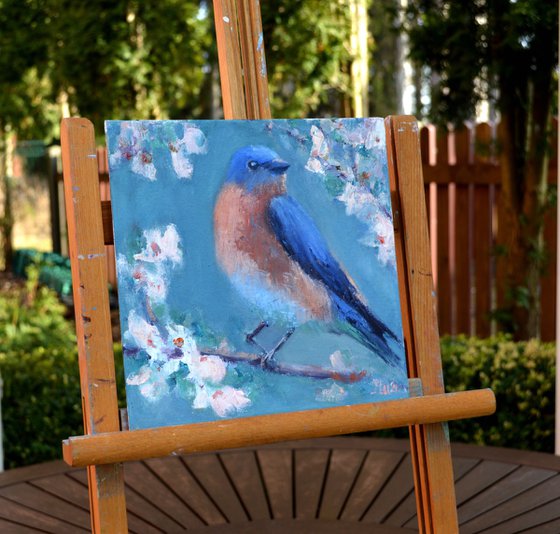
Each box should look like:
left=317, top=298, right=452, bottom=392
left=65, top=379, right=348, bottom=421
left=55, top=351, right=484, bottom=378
left=63, top=388, right=495, bottom=467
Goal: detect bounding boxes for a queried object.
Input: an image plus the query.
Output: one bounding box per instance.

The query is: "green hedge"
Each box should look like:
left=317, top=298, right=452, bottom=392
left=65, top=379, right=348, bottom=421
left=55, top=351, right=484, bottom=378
left=0, top=270, right=124, bottom=468
left=0, top=275, right=556, bottom=467
left=442, top=334, right=555, bottom=452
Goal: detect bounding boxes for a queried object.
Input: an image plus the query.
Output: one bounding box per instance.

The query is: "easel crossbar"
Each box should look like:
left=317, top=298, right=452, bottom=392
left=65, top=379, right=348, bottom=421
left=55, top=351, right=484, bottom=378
left=63, top=389, right=495, bottom=467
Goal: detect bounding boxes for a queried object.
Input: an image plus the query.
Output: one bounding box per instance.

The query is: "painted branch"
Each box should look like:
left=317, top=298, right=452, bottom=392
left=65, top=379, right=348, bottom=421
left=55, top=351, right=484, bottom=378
left=124, top=346, right=367, bottom=383
left=200, top=349, right=367, bottom=383
left=62, top=388, right=495, bottom=467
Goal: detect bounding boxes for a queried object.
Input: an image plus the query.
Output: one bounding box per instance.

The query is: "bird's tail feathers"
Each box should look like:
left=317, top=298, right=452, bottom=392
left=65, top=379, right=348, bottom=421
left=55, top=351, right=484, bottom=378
left=330, top=294, right=403, bottom=367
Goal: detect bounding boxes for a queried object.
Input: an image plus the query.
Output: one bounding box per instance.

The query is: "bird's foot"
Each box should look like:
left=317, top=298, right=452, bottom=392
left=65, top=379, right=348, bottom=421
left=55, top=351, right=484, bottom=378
left=260, top=327, right=295, bottom=368
left=246, top=321, right=295, bottom=368
left=246, top=321, right=269, bottom=356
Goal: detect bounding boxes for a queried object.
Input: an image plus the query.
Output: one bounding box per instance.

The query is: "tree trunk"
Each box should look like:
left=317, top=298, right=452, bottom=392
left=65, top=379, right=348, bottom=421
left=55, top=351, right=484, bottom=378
left=349, top=0, right=369, bottom=117
left=497, top=75, right=553, bottom=339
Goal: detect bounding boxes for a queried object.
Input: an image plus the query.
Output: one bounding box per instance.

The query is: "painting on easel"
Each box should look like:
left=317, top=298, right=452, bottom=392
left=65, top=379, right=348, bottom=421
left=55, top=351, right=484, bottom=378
left=106, top=118, right=408, bottom=430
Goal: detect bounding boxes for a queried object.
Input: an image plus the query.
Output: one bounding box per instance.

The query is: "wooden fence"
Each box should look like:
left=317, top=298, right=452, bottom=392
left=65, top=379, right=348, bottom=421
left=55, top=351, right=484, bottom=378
left=420, top=122, right=557, bottom=341
left=55, top=121, right=558, bottom=341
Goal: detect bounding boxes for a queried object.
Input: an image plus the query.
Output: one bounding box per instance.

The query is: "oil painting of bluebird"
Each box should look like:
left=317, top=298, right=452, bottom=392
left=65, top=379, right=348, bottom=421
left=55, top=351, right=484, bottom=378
left=107, top=118, right=409, bottom=430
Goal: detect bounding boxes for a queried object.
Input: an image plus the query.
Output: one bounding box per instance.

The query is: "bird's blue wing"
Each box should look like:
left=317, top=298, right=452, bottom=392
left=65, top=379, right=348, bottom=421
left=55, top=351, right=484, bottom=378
left=267, top=195, right=401, bottom=366
left=267, top=195, right=356, bottom=302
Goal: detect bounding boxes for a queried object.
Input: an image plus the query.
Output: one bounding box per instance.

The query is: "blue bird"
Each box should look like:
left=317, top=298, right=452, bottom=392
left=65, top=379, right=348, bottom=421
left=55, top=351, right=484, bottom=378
left=214, top=145, right=402, bottom=367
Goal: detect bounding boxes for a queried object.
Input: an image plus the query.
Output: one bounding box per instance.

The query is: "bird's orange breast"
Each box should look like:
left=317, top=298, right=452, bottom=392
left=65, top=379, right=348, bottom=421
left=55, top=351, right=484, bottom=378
left=213, top=184, right=332, bottom=321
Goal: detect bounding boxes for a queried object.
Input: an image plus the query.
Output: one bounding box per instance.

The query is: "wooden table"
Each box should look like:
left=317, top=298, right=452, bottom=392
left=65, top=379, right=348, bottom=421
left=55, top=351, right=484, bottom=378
left=1, top=437, right=559, bottom=533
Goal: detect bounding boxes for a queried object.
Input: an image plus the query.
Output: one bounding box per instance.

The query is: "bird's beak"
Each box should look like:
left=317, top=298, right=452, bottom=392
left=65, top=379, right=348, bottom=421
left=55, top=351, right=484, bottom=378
left=263, top=159, right=290, bottom=175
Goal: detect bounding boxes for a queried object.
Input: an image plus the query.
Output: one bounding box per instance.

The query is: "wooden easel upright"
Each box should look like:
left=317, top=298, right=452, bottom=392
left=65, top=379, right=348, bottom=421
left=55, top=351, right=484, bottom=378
left=60, top=1, right=495, bottom=532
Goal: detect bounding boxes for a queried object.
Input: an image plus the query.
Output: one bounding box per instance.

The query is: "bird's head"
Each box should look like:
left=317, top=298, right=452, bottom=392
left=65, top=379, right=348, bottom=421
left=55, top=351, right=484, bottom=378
left=226, top=145, right=290, bottom=193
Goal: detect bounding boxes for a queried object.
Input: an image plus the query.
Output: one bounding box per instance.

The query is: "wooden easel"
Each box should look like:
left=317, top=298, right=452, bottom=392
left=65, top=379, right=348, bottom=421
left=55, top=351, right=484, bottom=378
left=60, top=1, right=495, bottom=532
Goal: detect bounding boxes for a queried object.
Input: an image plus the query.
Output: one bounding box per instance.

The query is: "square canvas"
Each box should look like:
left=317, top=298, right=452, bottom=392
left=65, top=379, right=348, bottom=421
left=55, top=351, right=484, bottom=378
left=106, top=118, right=409, bottom=430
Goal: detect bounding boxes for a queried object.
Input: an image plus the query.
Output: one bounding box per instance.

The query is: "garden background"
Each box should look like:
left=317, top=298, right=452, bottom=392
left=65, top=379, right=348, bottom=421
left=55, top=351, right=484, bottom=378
left=0, top=0, right=557, bottom=468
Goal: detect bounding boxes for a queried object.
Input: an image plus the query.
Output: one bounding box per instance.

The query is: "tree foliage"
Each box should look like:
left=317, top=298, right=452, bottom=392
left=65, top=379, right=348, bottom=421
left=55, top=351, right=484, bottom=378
left=0, top=0, right=52, bottom=138
left=47, top=1, right=211, bottom=131
left=0, top=1, right=213, bottom=140
left=403, top=1, right=557, bottom=125
left=261, top=0, right=351, bottom=117
left=0, top=1, right=360, bottom=132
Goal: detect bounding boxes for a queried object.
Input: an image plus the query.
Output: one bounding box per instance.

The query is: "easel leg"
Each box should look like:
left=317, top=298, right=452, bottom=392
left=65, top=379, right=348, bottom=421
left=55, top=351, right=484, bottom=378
left=410, top=423, right=458, bottom=533
left=87, top=464, right=127, bottom=533
left=410, top=425, right=431, bottom=531
left=61, top=118, right=128, bottom=533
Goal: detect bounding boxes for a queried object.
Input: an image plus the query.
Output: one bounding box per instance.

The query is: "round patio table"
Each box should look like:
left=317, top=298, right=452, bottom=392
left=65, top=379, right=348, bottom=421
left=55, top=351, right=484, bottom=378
left=1, top=437, right=559, bottom=533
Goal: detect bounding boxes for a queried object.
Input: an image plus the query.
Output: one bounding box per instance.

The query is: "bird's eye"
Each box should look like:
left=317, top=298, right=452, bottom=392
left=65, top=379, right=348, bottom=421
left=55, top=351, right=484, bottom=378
left=247, top=160, right=259, bottom=170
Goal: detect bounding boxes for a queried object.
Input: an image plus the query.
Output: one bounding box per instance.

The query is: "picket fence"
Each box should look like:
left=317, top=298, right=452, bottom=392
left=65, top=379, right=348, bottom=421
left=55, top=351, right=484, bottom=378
left=64, top=120, right=558, bottom=341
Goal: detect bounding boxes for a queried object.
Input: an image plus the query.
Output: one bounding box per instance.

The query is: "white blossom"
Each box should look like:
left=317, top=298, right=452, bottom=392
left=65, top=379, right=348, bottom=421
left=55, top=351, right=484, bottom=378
left=134, top=225, right=182, bottom=264
left=189, top=355, right=227, bottom=384
left=209, top=386, right=251, bottom=417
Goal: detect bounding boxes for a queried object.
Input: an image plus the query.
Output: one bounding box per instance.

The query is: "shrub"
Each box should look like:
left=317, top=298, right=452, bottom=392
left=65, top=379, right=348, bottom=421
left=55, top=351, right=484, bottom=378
left=442, top=334, right=555, bottom=452
left=0, top=269, right=81, bottom=468
left=0, top=269, right=124, bottom=468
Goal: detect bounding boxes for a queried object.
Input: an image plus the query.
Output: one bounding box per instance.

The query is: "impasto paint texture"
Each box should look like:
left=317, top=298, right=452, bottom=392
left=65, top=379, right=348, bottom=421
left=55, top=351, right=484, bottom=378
left=106, top=118, right=409, bottom=430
